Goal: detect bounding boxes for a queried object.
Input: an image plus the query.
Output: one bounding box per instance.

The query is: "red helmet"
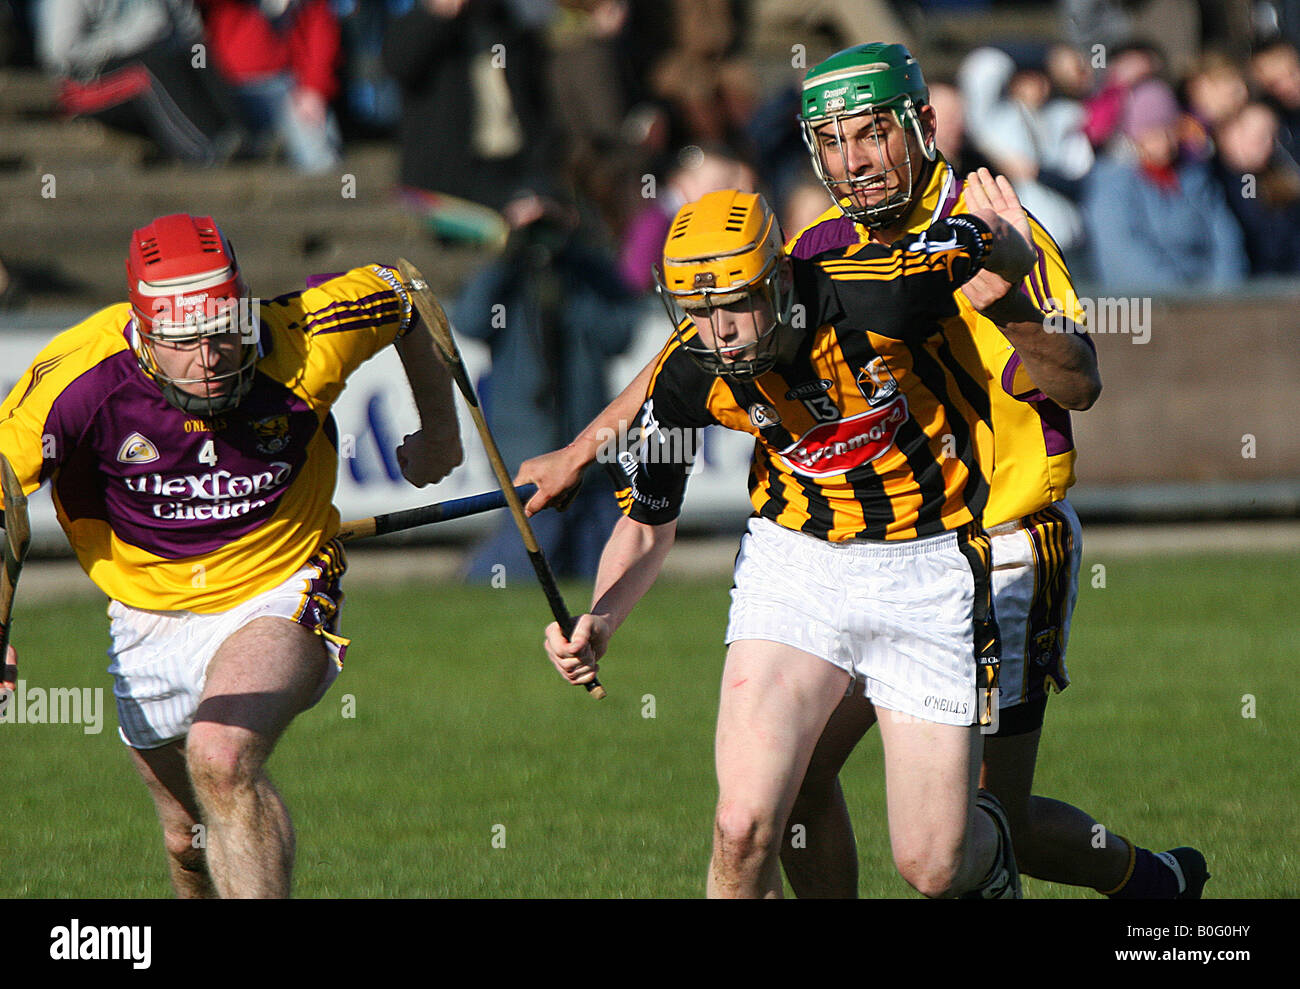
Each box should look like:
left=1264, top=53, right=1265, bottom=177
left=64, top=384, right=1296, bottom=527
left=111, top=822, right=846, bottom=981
left=125, top=214, right=257, bottom=413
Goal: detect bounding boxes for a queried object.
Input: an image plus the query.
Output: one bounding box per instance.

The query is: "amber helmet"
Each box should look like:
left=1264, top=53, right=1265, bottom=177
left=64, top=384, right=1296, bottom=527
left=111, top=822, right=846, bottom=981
left=654, top=189, right=795, bottom=378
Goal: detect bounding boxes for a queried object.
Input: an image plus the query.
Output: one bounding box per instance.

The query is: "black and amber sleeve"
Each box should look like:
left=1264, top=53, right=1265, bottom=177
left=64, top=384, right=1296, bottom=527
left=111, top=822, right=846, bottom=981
left=813, top=214, right=995, bottom=339
left=605, top=339, right=718, bottom=527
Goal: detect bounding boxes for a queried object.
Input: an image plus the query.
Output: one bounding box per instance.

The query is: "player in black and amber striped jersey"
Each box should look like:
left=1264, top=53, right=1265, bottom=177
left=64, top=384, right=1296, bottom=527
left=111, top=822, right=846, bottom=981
left=623, top=215, right=997, bottom=542
left=544, top=188, right=1037, bottom=898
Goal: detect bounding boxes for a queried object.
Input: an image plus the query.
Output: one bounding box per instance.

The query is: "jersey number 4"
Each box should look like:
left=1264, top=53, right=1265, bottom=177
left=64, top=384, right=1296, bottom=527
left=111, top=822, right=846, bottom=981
left=198, top=439, right=219, bottom=466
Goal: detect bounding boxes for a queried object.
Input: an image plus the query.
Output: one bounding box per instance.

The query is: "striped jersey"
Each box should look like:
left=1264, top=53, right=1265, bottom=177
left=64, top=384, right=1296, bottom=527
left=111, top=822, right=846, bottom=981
left=789, top=156, right=1093, bottom=526
left=0, top=265, right=412, bottom=612
left=613, top=214, right=996, bottom=541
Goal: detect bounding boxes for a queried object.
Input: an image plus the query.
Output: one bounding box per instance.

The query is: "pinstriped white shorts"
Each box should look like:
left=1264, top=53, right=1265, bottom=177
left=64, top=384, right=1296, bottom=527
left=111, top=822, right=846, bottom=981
left=988, top=499, right=1082, bottom=715
left=107, top=560, right=347, bottom=750
left=725, top=516, right=986, bottom=727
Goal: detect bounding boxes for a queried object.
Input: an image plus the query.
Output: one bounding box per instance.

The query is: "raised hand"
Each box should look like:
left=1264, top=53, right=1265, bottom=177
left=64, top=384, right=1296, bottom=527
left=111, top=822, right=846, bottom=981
left=960, top=169, right=1036, bottom=311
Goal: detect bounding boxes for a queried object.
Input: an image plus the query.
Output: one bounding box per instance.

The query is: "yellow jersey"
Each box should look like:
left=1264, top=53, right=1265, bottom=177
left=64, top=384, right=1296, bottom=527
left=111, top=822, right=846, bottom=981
left=0, top=265, right=411, bottom=612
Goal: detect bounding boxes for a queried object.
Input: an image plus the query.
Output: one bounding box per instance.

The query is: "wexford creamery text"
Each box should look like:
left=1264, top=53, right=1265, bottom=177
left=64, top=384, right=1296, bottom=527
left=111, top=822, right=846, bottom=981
left=124, top=462, right=291, bottom=519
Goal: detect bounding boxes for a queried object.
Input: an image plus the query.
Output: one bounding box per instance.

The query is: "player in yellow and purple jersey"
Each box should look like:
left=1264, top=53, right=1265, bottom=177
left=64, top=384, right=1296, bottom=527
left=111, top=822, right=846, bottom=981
left=0, top=214, right=462, bottom=898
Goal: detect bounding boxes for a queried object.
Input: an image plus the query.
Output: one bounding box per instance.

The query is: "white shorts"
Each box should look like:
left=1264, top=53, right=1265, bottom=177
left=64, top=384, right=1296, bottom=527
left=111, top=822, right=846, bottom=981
left=988, top=499, right=1082, bottom=734
left=725, top=517, right=996, bottom=727
left=108, top=551, right=348, bottom=749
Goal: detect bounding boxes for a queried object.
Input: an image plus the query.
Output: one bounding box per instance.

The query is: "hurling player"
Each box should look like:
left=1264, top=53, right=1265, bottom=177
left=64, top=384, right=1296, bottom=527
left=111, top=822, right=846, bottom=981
left=545, top=187, right=1037, bottom=897
left=0, top=214, right=462, bottom=897
left=781, top=42, right=1205, bottom=900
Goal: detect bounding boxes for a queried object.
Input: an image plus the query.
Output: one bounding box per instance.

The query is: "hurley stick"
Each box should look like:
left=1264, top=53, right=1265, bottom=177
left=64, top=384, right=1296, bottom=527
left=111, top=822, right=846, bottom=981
left=395, top=258, right=606, bottom=700
left=0, top=454, right=31, bottom=674
left=338, top=485, right=536, bottom=542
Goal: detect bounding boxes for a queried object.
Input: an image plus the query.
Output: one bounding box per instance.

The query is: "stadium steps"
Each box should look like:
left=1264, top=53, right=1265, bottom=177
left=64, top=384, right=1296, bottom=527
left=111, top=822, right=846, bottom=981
left=0, top=67, right=480, bottom=314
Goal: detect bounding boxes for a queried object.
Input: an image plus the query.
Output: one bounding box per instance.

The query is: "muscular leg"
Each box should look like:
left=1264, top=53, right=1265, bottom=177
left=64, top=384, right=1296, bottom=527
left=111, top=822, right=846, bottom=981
left=128, top=740, right=217, bottom=898
left=779, top=685, right=877, bottom=898
left=186, top=616, right=331, bottom=898
left=876, top=708, right=995, bottom=898
left=708, top=640, right=851, bottom=898
left=982, top=728, right=1130, bottom=889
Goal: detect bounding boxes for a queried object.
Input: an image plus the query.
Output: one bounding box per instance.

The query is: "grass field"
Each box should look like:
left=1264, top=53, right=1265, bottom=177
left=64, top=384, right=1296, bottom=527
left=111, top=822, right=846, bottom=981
left=1, top=549, right=1295, bottom=898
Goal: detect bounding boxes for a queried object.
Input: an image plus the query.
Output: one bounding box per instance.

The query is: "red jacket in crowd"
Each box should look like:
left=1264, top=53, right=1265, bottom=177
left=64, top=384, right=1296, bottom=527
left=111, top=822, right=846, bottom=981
left=199, top=0, right=340, bottom=101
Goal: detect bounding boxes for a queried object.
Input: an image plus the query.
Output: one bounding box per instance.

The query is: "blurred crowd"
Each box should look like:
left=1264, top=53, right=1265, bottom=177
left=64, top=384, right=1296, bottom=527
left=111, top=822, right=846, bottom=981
left=952, top=31, right=1300, bottom=291
left=3, top=0, right=1300, bottom=294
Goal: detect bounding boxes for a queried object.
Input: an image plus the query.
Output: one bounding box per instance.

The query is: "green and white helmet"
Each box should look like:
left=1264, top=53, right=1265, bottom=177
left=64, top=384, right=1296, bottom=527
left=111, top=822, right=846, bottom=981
left=799, top=43, right=936, bottom=227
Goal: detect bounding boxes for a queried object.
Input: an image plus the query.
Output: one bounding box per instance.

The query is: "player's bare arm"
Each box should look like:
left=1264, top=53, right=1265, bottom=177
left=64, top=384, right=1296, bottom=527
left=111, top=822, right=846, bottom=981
left=961, top=168, right=1102, bottom=411
left=395, top=312, right=464, bottom=485
left=543, top=515, right=676, bottom=684
left=2, top=643, right=15, bottom=691
left=514, top=356, right=655, bottom=515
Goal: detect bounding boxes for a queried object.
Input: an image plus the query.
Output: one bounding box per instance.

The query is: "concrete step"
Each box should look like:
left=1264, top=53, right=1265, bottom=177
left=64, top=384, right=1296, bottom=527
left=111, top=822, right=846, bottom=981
left=0, top=67, right=57, bottom=115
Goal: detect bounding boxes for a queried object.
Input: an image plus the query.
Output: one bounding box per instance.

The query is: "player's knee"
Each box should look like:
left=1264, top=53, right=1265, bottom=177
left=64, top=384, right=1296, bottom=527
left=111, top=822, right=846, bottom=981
left=894, top=843, right=965, bottom=898
left=713, top=802, right=778, bottom=868
left=186, top=725, right=258, bottom=812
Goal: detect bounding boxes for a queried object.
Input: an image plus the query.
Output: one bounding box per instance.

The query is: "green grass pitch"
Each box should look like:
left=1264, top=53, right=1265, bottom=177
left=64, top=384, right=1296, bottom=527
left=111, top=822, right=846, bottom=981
left=1, top=550, right=1295, bottom=898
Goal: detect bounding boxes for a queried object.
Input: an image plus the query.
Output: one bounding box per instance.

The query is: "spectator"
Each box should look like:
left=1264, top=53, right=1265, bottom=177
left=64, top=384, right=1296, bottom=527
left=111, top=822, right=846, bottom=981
left=745, top=73, right=813, bottom=209
left=383, top=0, right=556, bottom=245
left=617, top=143, right=757, bottom=295
left=546, top=1, right=631, bottom=178
left=961, top=47, right=1093, bottom=251
left=1059, top=0, right=1199, bottom=78
left=1046, top=42, right=1096, bottom=101
left=36, top=0, right=245, bottom=164
left=1213, top=100, right=1300, bottom=274
left=1184, top=50, right=1249, bottom=132
left=928, top=79, right=994, bottom=177
left=644, top=0, right=757, bottom=150
left=1179, top=49, right=1249, bottom=160
left=778, top=173, right=833, bottom=242
left=1249, top=37, right=1300, bottom=161
left=198, top=0, right=343, bottom=174
left=452, top=191, right=639, bottom=581
left=1081, top=40, right=1165, bottom=149
left=332, top=0, right=405, bottom=136
left=1082, top=78, right=1248, bottom=291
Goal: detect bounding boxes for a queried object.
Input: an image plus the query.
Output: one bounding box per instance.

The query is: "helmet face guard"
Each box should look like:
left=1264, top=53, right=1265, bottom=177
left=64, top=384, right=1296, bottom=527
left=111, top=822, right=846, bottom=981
left=799, top=43, right=936, bottom=228
left=656, top=265, right=793, bottom=380
left=654, top=191, right=795, bottom=380
left=126, top=214, right=258, bottom=415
